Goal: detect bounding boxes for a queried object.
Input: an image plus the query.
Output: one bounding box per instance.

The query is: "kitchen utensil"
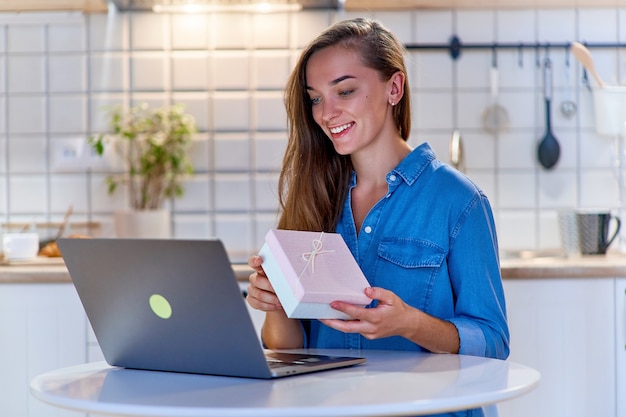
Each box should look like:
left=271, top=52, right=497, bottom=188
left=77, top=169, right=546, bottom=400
left=576, top=211, right=621, bottom=255
left=570, top=41, right=605, bottom=88
left=56, top=205, right=73, bottom=239
left=38, top=205, right=74, bottom=251
left=449, top=129, right=464, bottom=172
left=560, top=55, right=577, bottom=119
left=482, top=62, right=509, bottom=134
left=560, top=100, right=577, bottom=118
left=537, top=57, right=561, bottom=170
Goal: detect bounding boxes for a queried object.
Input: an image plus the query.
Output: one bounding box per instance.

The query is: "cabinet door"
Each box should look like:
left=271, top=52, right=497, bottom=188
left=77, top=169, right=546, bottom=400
left=616, top=278, right=626, bottom=417
left=499, top=278, right=616, bottom=417
left=0, top=283, right=88, bottom=417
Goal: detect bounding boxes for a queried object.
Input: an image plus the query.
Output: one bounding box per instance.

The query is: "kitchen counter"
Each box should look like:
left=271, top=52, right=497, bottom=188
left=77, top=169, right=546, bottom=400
left=499, top=252, right=626, bottom=279
left=4, top=254, right=626, bottom=283
left=0, top=259, right=255, bottom=284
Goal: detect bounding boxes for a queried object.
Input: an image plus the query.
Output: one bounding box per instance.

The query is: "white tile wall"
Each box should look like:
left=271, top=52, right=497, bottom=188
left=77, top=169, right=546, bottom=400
left=48, top=22, right=85, bottom=52
left=8, top=96, right=46, bottom=133
left=7, top=25, right=45, bottom=52
left=1, top=7, right=625, bottom=258
left=8, top=56, right=45, bottom=93
left=211, top=14, right=251, bottom=49
left=131, top=52, right=168, bottom=91
left=171, top=51, right=210, bottom=91
left=171, top=14, right=209, bottom=50
left=49, top=96, right=87, bottom=132
left=213, top=51, right=249, bottom=90
left=49, top=55, right=87, bottom=92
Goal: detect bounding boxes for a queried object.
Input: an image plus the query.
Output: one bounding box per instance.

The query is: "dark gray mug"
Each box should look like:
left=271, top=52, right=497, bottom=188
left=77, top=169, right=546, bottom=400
left=576, top=212, right=621, bottom=255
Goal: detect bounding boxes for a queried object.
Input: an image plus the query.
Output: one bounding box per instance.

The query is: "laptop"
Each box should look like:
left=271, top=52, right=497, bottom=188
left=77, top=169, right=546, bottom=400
left=58, top=237, right=365, bottom=379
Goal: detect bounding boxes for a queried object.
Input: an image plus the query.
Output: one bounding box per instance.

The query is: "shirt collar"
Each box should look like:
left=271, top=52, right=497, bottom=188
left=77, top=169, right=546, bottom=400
left=391, top=142, right=436, bottom=186
left=348, top=142, right=437, bottom=187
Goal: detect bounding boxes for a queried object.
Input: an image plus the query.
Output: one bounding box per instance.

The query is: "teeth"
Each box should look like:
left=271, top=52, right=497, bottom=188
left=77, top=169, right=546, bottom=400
left=330, top=123, right=352, bottom=134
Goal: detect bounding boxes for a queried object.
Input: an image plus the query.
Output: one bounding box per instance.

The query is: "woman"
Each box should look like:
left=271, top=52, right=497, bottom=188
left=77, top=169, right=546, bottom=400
left=247, top=17, right=508, bottom=369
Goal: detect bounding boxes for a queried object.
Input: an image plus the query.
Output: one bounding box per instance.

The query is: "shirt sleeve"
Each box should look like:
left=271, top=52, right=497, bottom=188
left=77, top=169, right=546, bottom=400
left=446, top=192, right=510, bottom=360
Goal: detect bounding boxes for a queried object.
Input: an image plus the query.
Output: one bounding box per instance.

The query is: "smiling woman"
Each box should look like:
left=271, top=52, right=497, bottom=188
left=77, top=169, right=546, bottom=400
left=245, top=18, right=509, bottom=417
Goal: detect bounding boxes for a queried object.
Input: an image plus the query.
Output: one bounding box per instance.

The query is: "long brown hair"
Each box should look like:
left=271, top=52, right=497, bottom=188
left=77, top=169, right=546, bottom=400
left=278, top=17, right=411, bottom=231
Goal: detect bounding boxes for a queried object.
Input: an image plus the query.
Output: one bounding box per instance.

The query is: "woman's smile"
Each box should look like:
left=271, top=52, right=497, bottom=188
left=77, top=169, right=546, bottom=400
left=330, top=122, right=354, bottom=136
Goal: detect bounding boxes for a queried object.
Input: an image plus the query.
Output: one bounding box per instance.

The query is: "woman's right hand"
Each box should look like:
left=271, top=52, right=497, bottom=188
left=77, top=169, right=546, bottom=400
left=246, top=255, right=283, bottom=312
left=247, top=255, right=305, bottom=349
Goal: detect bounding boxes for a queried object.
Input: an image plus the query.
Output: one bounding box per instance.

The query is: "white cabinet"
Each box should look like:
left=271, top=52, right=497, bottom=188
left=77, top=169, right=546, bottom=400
left=616, top=278, right=626, bottom=417
left=499, top=278, right=616, bottom=417
left=0, top=283, right=88, bottom=417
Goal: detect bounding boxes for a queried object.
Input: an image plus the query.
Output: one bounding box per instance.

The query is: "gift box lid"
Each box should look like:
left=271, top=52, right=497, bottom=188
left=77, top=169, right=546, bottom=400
left=263, top=229, right=370, bottom=304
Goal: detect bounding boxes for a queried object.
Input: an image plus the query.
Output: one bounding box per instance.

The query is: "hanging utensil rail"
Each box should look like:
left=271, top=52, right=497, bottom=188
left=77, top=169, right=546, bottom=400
left=404, top=36, right=626, bottom=61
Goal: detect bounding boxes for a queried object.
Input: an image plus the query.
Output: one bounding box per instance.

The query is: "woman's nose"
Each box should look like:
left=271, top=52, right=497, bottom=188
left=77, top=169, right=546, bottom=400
left=321, top=99, right=339, bottom=122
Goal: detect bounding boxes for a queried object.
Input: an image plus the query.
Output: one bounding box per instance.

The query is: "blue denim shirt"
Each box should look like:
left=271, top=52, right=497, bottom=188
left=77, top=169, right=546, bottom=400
left=302, top=143, right=510, bottom=363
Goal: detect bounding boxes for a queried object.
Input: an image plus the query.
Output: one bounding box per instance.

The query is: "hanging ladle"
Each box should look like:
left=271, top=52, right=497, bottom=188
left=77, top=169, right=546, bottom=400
left=537, top=56, right=561, bottom=170
left=560, top=50, right=577, bottom=119
left=570, top=41, right=606, bottom=88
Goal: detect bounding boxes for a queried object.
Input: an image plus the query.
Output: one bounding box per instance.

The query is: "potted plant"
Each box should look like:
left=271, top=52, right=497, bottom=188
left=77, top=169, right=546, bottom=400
left=89, top=102, right=196, bottom=238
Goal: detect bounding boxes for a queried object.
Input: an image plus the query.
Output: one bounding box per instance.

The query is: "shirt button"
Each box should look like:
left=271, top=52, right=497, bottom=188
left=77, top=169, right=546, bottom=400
left=364, top=226, right=372, bottom=234
left=389, top=174, right=397, bottom=182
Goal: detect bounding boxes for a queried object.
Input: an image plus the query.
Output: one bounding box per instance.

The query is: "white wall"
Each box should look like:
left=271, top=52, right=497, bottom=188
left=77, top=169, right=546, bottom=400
left=0, top=7, right=624, bottom=261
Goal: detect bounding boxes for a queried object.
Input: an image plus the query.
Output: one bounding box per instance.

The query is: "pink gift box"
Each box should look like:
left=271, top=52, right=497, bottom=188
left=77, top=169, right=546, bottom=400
left=258, top=229, right=371, bottom=319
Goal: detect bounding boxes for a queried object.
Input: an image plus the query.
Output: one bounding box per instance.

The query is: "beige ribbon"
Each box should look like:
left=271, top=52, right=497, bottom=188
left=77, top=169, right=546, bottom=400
left=299, top=231, right=335, bottom=279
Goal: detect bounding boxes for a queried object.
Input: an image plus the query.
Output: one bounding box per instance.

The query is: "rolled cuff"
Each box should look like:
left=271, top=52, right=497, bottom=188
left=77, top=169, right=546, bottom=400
left=449, top=318, right=487, bottom=357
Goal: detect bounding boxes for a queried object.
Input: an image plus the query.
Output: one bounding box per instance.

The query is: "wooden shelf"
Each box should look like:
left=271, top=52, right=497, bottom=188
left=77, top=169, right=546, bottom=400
left=345, top=0, right=626, bottom=9
left=0, top=0, right=108, bottom=13
left=4, top=0, right=625, bottom=14
left=2, top=222, right=101, bottom=231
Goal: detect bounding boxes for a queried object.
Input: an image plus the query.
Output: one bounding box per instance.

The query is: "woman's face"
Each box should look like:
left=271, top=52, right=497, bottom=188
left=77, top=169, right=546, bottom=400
left=305, top=45, right=397, bottom=156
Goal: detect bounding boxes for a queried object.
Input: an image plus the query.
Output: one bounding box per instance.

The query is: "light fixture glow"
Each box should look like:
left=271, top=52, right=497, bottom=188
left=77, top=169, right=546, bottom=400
left=152, top=2, right=302, bottom=13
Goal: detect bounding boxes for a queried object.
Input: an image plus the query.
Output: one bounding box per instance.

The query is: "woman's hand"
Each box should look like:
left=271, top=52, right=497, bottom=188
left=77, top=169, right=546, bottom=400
left=320, top=287, right=460, bottom=354
left=246, top=254, right=305, bottom=349
left=320, top=287, right=411, bottom=340
left=246, top=255, right=283, bottom=312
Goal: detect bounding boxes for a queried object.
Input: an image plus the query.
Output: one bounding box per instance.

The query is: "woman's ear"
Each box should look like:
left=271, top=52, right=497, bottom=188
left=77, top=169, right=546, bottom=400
left=388, top=71, right=405, bottom=105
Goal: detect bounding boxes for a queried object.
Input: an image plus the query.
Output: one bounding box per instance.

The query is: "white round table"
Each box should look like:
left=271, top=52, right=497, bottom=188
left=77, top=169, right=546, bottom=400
left=30, top=349, right=540, bottom=417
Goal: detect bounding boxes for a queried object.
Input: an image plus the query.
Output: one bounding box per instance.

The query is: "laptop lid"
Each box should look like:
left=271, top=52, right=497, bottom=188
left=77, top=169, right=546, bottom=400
left=58, top=238, right=364, bottom=379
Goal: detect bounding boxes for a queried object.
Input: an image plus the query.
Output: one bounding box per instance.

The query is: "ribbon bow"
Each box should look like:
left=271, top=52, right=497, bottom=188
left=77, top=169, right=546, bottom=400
left=299, top=232, right=335, bottom=279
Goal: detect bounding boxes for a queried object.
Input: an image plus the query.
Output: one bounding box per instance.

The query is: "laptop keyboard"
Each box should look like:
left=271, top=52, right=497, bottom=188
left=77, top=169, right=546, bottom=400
left=266, top=352, right=323, bottom=368
left=267, top=360, right=292, bottom=369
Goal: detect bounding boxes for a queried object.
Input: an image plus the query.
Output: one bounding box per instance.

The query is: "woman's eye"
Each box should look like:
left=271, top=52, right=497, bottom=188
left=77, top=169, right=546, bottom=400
left=339, top=89, right=353, bottom=97
left=310, top=97, right=321, bottom=105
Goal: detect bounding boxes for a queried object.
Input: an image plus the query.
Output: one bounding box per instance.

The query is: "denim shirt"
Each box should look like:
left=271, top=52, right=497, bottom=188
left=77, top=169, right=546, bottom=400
left=302, top=143, right=510, bottom=362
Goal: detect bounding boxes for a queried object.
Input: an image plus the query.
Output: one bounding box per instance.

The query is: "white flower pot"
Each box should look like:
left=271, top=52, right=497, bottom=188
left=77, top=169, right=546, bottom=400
left=114, top=209, right=171, bottom=238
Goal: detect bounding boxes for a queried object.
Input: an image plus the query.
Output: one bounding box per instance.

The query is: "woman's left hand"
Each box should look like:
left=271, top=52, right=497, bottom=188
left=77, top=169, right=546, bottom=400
left=320, top=287, right=413, bottom=340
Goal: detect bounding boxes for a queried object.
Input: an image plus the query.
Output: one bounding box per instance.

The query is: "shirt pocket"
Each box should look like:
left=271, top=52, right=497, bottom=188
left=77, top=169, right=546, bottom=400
left=377, top=238, right=445, bottom=269
left=374, top=238, right=446, bottom=311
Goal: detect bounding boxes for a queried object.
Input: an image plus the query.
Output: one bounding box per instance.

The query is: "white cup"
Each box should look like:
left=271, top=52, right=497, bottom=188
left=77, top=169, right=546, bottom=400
left=593, top=86, right=626, bottom=136
left=2, top=233, right=39, bottom=260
